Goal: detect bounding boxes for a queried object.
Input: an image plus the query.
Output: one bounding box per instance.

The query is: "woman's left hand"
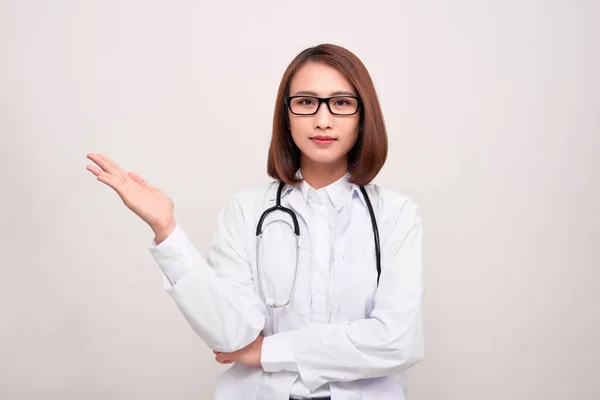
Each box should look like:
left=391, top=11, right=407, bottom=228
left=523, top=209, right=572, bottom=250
left=213, top=335, right=264, bottom=367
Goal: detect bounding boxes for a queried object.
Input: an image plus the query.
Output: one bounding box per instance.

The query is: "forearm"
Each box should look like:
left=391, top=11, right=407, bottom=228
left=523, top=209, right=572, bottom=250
left=261, top=310, right=424, bottom=391
left=165, top=265, right=266, bottom=352
left=150, top=223, right=266, bottom=353
left=262, top=216, right=424, bottom=389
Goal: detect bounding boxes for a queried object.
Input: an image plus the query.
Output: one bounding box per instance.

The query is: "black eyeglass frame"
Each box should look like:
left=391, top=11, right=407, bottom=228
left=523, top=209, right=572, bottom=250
left=284, top=95, right=362, bottom=116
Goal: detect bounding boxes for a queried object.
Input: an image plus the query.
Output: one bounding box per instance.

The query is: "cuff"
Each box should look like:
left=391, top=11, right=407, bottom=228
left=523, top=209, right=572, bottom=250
left=148, top=224, right=190, bottom=287
left=261, top=330, right=298, bottom=373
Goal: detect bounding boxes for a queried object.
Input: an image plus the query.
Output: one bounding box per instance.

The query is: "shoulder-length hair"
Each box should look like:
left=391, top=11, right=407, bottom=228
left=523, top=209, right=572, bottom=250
left=267, top=43, right=388, bottom=187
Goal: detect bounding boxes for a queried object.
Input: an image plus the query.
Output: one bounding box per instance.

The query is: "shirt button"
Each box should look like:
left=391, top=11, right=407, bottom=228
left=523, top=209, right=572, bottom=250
left=301, top=251, right=309, bottom=259
left=300, top=306, right=309, bottom=316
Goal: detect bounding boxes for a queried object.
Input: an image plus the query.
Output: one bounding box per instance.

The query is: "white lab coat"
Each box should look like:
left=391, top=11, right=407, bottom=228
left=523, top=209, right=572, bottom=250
left=148, top=177, right=424, bottom=400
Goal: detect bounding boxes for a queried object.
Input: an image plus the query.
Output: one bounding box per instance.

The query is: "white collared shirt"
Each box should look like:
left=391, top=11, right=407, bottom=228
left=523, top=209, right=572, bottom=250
left=149, top=174, right=424, bottom=400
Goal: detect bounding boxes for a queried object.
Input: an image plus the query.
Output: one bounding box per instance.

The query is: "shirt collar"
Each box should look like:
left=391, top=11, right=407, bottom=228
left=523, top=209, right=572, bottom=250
left=267, top=169, right=363, bottom=212
left=297, top=169, right=357, bottom=212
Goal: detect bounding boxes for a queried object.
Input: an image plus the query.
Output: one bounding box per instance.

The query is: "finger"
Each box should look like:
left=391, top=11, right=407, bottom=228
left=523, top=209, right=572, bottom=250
left=87, top=165, right=115, bottom=188
left=86, top=164, right=103, bottom=177
left=87, top=156, right=129, bottom=200
left=86, top=153, right=113, bottom=174
left=95, top=173, right=130, bottom=202
left=97, top=154, right=130, bottom=182
left=89, top=155, right=134, bottom=195
left=95, top=153, right=119, bottom=170
left=96, top=173, right=122, bottom=195
left=89, top=153, right=127, bottom=179
left=128, top=172, right=153, bottom=189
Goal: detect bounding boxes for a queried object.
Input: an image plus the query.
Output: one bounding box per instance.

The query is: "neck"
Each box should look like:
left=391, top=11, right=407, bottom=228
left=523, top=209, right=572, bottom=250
left=300, top=157, right=348, bottom=190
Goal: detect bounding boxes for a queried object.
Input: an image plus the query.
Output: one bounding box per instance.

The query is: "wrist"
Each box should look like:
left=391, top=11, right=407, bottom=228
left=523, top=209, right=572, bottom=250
left=152, top=218, right=176, bottom=244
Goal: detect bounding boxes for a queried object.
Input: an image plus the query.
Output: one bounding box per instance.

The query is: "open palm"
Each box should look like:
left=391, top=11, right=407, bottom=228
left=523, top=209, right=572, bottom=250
left=86, top=153, right=174, bottom=232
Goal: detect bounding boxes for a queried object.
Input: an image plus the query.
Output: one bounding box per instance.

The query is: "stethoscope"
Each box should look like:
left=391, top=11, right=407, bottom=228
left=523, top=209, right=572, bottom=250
left=255, top=180, right=381, bottom=308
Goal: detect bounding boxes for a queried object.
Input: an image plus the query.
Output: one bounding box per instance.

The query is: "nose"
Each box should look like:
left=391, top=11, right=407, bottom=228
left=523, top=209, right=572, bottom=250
left=314, top=101, right=333, bottom=130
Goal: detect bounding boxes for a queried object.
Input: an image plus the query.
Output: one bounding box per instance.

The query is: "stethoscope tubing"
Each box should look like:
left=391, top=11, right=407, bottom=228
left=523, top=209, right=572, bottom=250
left=255, top=181, right=381, bottom=308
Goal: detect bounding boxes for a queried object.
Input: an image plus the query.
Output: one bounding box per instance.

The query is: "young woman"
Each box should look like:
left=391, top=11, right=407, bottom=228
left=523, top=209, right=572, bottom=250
left=86, top=44, right=423, bottom=400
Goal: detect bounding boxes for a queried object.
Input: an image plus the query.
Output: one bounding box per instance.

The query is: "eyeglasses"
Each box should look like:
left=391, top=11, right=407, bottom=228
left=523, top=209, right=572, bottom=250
left=285, top=95, right=361, bottom=116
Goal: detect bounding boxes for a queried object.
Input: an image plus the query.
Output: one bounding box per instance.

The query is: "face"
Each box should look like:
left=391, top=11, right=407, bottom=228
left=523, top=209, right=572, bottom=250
left=287, top=62, right=360, bottom=171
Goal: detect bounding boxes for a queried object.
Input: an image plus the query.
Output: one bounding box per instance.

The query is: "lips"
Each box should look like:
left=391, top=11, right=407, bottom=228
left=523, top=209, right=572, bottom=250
left=310, top=136, right=336, bottom=145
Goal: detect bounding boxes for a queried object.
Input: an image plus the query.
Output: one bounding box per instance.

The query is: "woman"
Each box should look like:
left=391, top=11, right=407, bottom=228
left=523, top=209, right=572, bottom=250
left=86, top=43, right=424, bottom=400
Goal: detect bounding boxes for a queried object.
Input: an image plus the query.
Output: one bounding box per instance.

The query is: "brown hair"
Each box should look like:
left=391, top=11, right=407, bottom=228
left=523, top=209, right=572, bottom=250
left=267, top=43, right=388, bottom=187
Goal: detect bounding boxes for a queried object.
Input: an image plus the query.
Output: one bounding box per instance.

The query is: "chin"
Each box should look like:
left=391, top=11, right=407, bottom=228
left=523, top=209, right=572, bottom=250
left=302, top=151, right=346, bottom=167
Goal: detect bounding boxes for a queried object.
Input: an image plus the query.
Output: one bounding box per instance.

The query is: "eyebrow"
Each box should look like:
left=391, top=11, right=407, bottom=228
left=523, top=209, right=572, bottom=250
left=292, top=90, right=356, bottom=97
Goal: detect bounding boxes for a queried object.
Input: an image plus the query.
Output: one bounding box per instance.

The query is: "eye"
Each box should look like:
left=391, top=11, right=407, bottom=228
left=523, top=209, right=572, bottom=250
left=299, top=98, right=315, bottom=106
left=334, top=99, right=349, bottom=106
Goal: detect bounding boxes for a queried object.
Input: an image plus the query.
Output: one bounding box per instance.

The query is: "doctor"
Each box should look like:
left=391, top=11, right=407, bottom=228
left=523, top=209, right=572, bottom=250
left=86, top=43, right=424, bottom=400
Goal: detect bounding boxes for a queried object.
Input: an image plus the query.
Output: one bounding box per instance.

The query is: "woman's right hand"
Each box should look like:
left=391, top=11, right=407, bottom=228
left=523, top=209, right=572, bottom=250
left=86, top=153, right=176, bottom=237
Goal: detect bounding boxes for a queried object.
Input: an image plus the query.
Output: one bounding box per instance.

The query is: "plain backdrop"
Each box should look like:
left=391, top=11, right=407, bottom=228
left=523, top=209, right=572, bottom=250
left=1, top=0, right=599, bottom=399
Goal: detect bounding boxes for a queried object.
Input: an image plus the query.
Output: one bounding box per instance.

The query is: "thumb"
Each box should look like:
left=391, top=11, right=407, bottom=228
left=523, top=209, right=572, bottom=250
left=128, top=172, right=153, bottom=189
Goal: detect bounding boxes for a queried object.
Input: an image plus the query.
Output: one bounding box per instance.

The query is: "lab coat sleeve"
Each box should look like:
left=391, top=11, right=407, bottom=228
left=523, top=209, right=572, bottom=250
left=150, top=230, right=189, bottom=287
left=148, top=194, right=266, bottom=353
left=261, top=199, right=424, bottom=391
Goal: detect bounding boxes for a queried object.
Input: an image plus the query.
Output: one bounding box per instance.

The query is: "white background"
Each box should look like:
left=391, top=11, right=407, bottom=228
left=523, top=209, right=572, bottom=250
left=1, top=0, right=598, bottom=399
